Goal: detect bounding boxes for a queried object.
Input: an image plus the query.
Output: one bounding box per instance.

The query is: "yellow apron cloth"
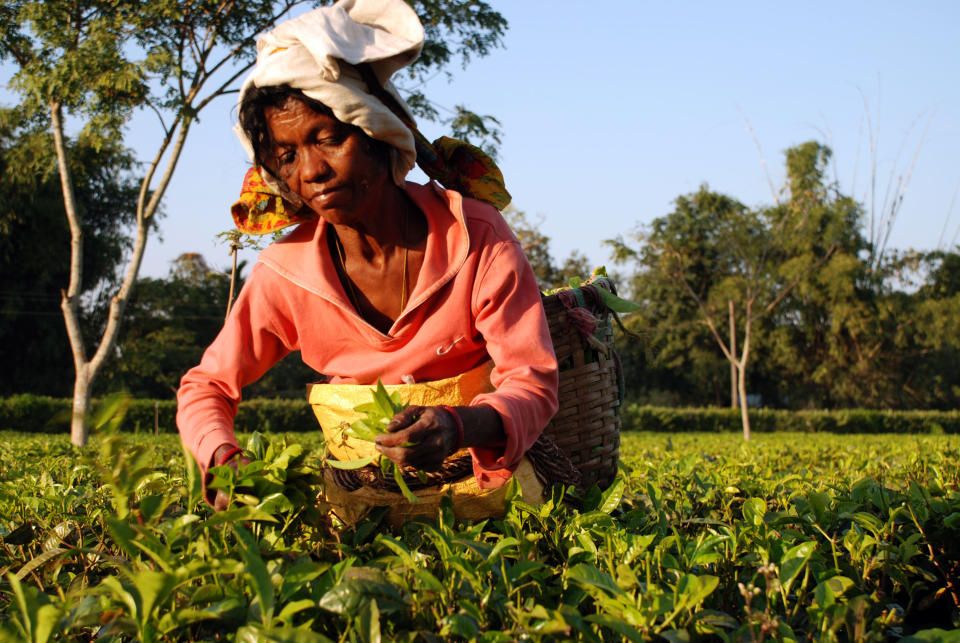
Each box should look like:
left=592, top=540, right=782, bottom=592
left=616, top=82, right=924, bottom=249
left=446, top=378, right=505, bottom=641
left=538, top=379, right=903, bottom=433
left=307, top=363, right=544, bottom=526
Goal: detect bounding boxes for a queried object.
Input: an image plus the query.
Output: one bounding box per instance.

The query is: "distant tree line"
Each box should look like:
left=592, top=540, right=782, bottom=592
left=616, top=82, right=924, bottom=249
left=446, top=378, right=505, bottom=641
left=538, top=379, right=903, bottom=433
left=610, top=141, right=960, bottom=412
left=3, top=126, right=959, bottom=410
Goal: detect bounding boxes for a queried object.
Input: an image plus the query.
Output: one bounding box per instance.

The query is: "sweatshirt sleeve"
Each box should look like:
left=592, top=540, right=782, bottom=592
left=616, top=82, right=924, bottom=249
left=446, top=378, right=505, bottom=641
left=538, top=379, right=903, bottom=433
left=468, top=239, right=559, bottom=488
left=176, top=265, right=296, bottom=500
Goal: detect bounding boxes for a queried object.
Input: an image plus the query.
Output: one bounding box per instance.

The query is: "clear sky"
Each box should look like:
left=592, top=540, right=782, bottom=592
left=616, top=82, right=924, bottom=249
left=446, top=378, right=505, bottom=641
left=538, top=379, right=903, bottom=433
left=9, top=1, right=960, bottom=279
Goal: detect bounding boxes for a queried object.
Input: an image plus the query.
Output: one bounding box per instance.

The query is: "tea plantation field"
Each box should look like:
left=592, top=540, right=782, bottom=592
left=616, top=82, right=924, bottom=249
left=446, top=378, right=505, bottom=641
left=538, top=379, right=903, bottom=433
left=1, top=426, right=958, bottom=641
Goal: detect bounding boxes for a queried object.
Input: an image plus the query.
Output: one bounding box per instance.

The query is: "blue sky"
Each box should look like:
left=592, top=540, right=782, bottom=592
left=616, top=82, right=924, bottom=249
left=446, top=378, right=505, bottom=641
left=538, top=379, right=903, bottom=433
left=7, top=1, right=960, bottom=279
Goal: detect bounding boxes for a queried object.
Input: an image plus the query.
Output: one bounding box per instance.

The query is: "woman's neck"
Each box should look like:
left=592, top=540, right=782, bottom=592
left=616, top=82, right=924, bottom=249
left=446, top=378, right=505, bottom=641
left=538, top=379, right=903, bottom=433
left=331, top=184, right=416, bottom=266
left=326, top=183, right=428, bottom=332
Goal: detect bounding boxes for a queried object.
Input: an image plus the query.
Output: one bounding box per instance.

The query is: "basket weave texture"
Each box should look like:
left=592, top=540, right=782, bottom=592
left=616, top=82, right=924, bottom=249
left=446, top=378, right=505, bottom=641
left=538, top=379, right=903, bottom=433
left=540, top=278, right=622, bottom=489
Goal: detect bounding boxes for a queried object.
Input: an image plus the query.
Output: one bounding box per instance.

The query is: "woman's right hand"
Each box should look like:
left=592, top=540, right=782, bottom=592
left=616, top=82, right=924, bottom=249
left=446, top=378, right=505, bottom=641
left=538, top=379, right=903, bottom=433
left=376, top=405, right=461, bottom=471
left=211, top=444, right=252, bottom=512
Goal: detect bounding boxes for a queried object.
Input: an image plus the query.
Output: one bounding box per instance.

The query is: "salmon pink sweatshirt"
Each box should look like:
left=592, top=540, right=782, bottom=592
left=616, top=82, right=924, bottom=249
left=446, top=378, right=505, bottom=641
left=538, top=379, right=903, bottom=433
left=177, top=182, right=559, bottom=491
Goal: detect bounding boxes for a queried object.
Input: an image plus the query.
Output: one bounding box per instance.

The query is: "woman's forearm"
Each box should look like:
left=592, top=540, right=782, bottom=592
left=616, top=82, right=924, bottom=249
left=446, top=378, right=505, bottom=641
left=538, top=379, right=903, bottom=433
left=455, top=404, right=505, bottom=449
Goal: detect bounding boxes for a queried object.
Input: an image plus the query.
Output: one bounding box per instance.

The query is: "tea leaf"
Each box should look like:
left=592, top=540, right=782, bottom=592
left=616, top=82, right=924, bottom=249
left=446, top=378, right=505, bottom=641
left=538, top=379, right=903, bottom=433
left=566, top=563, right=622, bottom=597
left=585, top=613, right=646, bottom=642
left=741, top=497, right=766, bottom=527
left=358, top=598, right=381, bottom=643
left=15, top=547, right=66, bottom=581
left=595, top=287, right=641, bottom=313
left=346, top=420, right=383, bottom=442
left=779, top=541, right=816, bottom=592
left=598, top=477, right=625, bottom=514
left=325, top=455, right=377, bottom=470
left=392, top=463, right=418, bottom=504
left=234, top=525, right=275, bottom=624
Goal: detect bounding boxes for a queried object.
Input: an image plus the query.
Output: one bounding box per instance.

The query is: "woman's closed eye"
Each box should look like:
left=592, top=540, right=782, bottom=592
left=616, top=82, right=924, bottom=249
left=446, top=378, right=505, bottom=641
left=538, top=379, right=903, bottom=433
left=314, top=133, right=348, bottom=151
left=275, top=148, right=297, bottom=167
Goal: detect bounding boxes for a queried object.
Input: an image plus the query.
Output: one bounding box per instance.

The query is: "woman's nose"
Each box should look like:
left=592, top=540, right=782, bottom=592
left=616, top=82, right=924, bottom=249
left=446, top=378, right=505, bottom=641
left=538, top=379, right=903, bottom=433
left=300, top=146, right=332, bottom=183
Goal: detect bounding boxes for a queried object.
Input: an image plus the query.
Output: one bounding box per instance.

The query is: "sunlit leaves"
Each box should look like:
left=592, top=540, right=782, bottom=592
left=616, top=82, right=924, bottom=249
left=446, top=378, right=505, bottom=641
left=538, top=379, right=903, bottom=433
left=0, top=429, right=958, bottom=639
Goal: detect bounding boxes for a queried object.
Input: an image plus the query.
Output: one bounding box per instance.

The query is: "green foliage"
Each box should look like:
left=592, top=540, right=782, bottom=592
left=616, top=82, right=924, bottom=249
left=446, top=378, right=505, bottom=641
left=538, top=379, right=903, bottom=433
left=1, top=427, right=958, bottom=640
left=760, top=142, right=881, bottom=408
left=234, top=398, right=319, bottom=434
left=96, top=254, right=239, bottom=398
left=0, top=395, right=72, bottom=433
left=403, top=0, right=508, bottom=155
left=608, top=140, right=960, bottom=412
left=621, top=404, right=960, bottom=434
left=6, top=393, right=960, bottom=437
left=343, top=380, right=407, bottom=442
left=869, top=249, right=960, bottom=410
left=609, top=187, right=759, bottom=407
left=0, top=396, right=319, bottom=434
left=611, top=141, right=892, bottom=411
left=3, top=0, right=149, bottom=147
left=91, top=251, right=317, bottom=400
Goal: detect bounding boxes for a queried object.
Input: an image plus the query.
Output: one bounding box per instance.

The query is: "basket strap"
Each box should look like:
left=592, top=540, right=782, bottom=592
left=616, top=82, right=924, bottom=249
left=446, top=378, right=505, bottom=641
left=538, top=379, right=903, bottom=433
left=328, top=454, right=473, bottom=492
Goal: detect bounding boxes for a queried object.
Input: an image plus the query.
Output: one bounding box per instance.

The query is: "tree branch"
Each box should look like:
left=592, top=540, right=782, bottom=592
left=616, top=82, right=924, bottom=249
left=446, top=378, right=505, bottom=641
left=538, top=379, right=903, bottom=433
left=753, top=244, right=838, bottom=322
left=663, top=245, right=736, bottom=364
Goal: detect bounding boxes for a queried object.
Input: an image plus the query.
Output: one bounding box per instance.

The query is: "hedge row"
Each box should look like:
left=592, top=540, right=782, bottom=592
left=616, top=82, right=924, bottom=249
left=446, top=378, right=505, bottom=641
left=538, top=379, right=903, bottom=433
left=0, top=394, right=316, bottom=435
left=621, top=403, right=960, bottom=434
left=2, top=394, right=958, bottom=435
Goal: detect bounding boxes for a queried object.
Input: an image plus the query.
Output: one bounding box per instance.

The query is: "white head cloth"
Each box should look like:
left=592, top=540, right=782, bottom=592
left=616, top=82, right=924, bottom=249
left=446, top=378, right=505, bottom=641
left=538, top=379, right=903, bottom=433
left=235, top=0, right=424, bottom=187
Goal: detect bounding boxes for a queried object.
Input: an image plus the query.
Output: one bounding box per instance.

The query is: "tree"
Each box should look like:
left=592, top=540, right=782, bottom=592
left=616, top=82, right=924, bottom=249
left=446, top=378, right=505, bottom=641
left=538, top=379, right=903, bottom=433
left=759, top=143, right=884, bottom=409
left=611, top=142, right=843, bottom=439
left=0, top=106, right=140, bottom=396
left=876, top=249, right=960, bottom=409
left=1, top=0, right=508, bottom=445
left=607, top=211, right=734, bottom=408
left=402, top=0, right=507, bottom=155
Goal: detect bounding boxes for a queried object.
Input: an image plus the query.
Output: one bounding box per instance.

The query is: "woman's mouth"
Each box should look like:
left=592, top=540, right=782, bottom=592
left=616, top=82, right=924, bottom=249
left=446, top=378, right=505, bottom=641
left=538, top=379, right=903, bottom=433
left=311, top=185, right=348, bottom=206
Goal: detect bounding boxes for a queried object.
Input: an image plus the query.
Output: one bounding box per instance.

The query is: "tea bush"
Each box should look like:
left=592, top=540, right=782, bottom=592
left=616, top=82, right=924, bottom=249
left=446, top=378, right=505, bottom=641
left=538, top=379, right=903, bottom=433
left=1, top=411, right=958, bottom=640
left=0, top=396, right=315, bottom=435
left=622, top=404, right=960, bottom=434
left=4, top=394, right=960, bottom=435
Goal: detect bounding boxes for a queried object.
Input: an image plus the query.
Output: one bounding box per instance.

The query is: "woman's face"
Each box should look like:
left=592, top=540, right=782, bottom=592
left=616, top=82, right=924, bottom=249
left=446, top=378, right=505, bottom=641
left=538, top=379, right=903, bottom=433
left=264, top=97, right=390, bottom=226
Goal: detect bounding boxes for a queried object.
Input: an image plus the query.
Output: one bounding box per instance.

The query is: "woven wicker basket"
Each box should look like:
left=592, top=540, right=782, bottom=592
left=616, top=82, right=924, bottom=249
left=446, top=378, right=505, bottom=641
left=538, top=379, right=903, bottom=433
left=540, top=278, right=622, bottom=489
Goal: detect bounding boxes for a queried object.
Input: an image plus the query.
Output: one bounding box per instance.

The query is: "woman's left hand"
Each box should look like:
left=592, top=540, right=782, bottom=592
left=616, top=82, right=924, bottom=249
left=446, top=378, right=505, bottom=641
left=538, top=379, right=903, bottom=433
left=375, top=405, right=460, bottom=471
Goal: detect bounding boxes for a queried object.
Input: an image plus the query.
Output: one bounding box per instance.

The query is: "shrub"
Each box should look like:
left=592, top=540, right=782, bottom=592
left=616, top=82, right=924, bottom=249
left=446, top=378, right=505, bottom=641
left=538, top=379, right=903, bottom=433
left=4, top=395, right=959, bottom=435
left=0, top=395, right=317, bottom=434
left=620, top=404, right=960, bottom=434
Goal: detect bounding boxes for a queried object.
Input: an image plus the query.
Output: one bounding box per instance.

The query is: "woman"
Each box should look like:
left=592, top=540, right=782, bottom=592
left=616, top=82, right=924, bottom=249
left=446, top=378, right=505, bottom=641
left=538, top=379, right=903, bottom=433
left=176, top=0, right=559, bottom=514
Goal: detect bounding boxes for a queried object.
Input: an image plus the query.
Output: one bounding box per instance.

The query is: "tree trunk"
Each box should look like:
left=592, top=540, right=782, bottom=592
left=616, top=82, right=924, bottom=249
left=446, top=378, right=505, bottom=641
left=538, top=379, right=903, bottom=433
left=70, top=366, right=91, bottom=446
left=738, top=302, right=753, bottom=441
left=51, top=100, right=94, bottom=446
left=729, top=300, right=737, bottom=408
left=737, top=361, right=751, bottom=441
